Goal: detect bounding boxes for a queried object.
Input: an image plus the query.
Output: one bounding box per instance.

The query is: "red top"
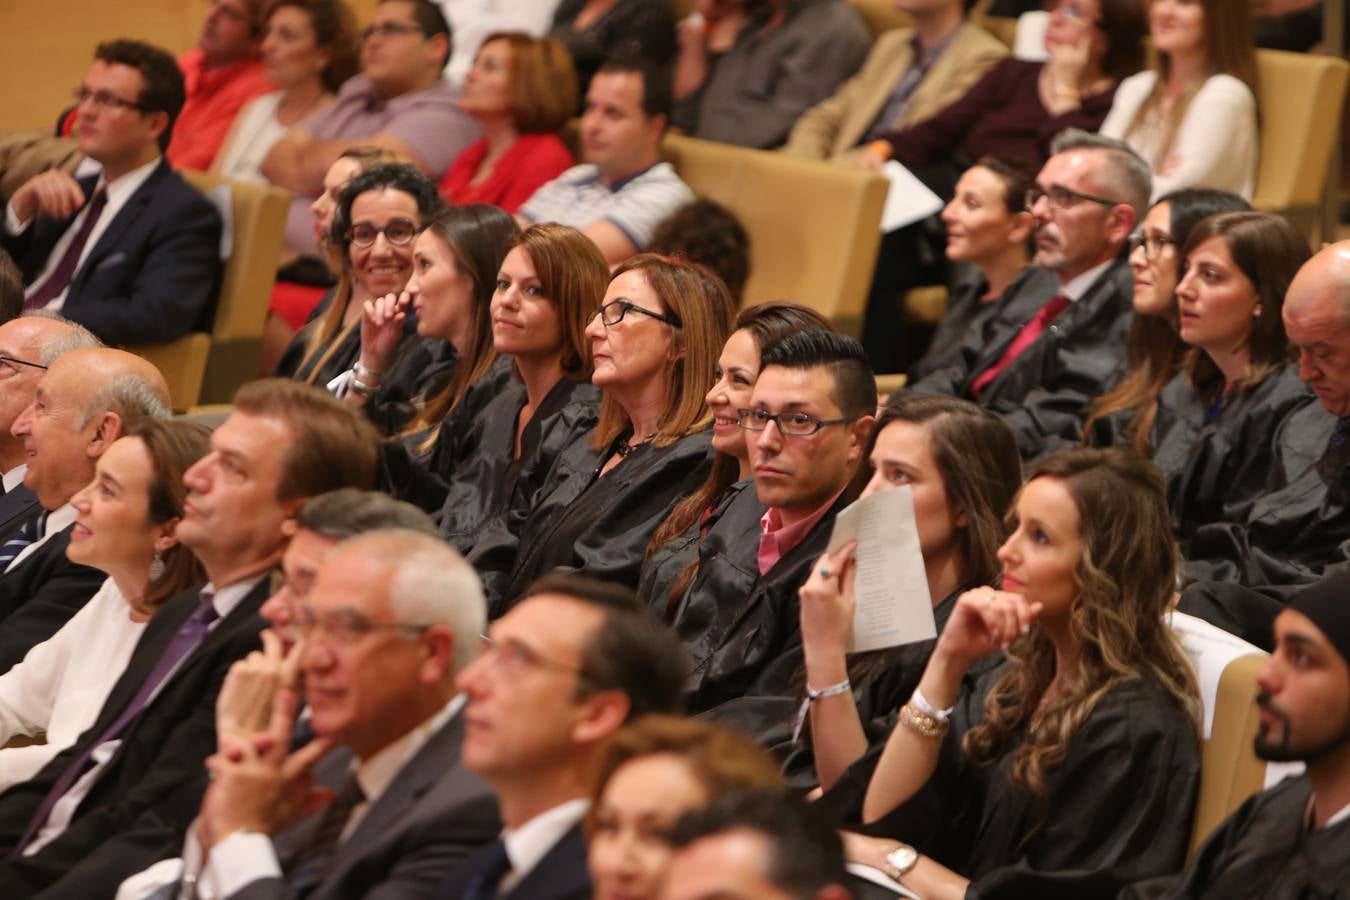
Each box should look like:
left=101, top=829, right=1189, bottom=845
left=438, top=133, right=574, bottom=213
left=167, top=49, right=274, bottom=172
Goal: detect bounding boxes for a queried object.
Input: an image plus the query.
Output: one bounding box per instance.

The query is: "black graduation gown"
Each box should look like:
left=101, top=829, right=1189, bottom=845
left=1120, top=775, right=1350, bottom=900
left=846, top=666, right=1200, bottom=900
left=675, top=488, right=852, bottom=715
left=1151, top=365, right=1312, bottom=539
left=481, top=429, right=714, bottom=616
left=636, top=478, right=754, bottom=618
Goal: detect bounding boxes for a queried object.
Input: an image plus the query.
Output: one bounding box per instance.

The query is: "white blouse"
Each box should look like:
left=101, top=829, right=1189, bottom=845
left=1099, top=71, right=1258, bottom=202
left=213, top=92, right=288, bottom=185
left=0, top=578, right=148, bottom=790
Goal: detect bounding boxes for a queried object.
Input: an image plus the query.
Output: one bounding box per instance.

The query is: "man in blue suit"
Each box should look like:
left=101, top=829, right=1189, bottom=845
left=1, top=39, right=222, bottom=346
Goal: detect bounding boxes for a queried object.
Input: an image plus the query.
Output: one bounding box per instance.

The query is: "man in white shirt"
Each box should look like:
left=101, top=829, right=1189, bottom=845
left=1, top=40, right=223, bottom=346
left=0, top=346, right=170, bottom=673
left=437, top=0, right=560, bottom=90
left=444, top=573, right=688, bottom=900
left=119, top=527, right=499, bottom=900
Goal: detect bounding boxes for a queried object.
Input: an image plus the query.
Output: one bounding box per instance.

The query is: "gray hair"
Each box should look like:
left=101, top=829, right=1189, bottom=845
left=20, top=311, right=102, bottom=365
left=1050, top=128, right=1152, bottom=218
left=79, top=373, right=171, bottom=430
left=339, top=529, right=486, bottom=674
left=297, top=488, right=439, bottom=540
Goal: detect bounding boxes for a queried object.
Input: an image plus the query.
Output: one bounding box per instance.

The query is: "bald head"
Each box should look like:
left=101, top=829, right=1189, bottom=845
left=1284, top=242, right=1350, bottom=417
left=13, top=347, right=171, bottom=509
left=0, top=315, right=98, bottom=474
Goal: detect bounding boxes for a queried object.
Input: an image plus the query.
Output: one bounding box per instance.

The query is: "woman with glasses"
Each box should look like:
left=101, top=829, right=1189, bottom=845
left=1100, top=0, right=1259, bottom=200
left=0, top=420, right=208, bottom=789
left=639, top=302, right=833, bottom=618
left=475, top=254, right=733, bottom=617
left=1082, top=188, right=1250, bottom=455
left=212, top=0, right=361, bottom=184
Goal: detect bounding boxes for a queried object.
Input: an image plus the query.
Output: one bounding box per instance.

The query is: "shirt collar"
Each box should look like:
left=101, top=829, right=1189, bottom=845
left=200, top=572, right=269, bottom=621
left=43, top=502, right=78, bottom=538
left=353, top=694, right=464, bottom=802
left=502, top=798, right=589, bottom=881
left=759, top=486, right=845, bottom=556
left=910, top=26, right=959, bottom=66
left=1059, top=259, right=1114, bottom=302
left=95, top=155, right=161, bottom=211
left=2, top=464, right=26, bottom=494
left=583, top=161, right=661, bottom=193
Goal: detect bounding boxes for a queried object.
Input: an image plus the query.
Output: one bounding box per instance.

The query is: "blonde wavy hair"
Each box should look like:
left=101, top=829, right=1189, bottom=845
left=963, top=447, right=1200, bottom=797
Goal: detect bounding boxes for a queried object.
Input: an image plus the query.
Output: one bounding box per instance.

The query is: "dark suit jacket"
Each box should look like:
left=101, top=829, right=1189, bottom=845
left=0, top=483, right=39, bottom=543
left=0, top=578, right=269, bottom=899
left=441, top=822, right=591, bottom=900
left=229, top=712, right=500, bottom=900
left=1, top=160, right=222, bottom=346
left=0, top=523, right=105, bottom=676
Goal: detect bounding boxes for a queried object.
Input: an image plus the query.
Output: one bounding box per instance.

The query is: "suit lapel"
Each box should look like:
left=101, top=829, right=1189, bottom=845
left=69, top=162, right=165, bottom=294
left=841, top=32, right=916, bottom=153
left=505, top=823, right=591, bottom=900
left=0, top=486, right=39, bottom=542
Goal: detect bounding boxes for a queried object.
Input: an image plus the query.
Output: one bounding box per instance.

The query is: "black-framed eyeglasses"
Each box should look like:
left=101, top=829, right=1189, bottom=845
left=294, top=604, right=430, bottom=645
left=594, top=299, right=683, bottom=328
left=347, top=218, right=418, bottom=248
left=361, top=21, right=425, bottom=41
left=71, top=86, right=147, bottom=113
left=1127, top=231, right=1177, bottom=260
left=0, top=355, right=48, bottom=377
left=736, top=408, right=856, bottom=437
left=1026, top=184, right=1119, bottom=211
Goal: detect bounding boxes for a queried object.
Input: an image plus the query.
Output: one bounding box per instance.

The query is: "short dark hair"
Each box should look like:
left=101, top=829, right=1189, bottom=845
left=759, top=329, right=876, bottom=420
left=596, top=51, right=673, bottom=123
left=0, top=249, right=21, bottom=324
left=93, top=39, right=187, bottom=152
left=668, top=789, right=849, bottom=899
left=296, top=488, right=438, bottom=539
left=330, top=163, right=444, bottom=257
left=522, top=573, right=687, bottom=719
left=379, top=0, right=452, bottom=69
left=649, top=200, right=752, bottom=302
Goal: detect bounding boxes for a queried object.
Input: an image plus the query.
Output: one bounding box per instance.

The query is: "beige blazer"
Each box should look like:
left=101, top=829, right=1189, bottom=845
left=782, top=22, right=1007, bottom=161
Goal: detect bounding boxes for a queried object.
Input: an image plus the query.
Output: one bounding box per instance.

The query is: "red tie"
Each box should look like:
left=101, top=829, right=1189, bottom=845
left=24, top=188, right=107, bottom=311
left=970, top=295, right=1071, bottom=399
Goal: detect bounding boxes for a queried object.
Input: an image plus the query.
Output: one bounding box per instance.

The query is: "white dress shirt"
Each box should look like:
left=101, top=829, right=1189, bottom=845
left=5, top=156, right=161, bottom=312
left=0, top=578, right=146, bottom=790
left=1059, top=259, right=1113, bottom=304
left=2, top=465, right=27, bottom=494
left=501, top=797, right=590, bottom=892
left=7, top=501, right=77, bottom=572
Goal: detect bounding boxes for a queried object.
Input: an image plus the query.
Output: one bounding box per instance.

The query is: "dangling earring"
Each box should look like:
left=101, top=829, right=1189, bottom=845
left=148, top=549, right=165, bottom=583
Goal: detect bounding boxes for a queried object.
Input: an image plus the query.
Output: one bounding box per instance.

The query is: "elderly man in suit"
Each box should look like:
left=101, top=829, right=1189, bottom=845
left=118, top=527, right=500, bottom=900
left=441, top=573, right=688, bottom=900
left=1, top=40, right=222, bottom=346
left=0, top=380, right=378, bottom=898
left=782, top=0, right=1006, bottom=163
left=0, top=345, right=167, bottom=673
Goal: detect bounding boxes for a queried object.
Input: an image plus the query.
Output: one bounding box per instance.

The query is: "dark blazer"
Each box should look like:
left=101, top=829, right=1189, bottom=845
left=0, top=483, right=39, bottom=543
left=1, top=160, right=222, bottom=346
left=229, top=712, right=500, bottom=900
left=440, top=822, right=591, bottom=900
left=0, top=523, right=105, bottom=677
left=0, top=579, right=270, bottom=898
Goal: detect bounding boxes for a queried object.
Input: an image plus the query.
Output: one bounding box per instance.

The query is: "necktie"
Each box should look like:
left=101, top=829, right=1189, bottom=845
left=24, top=188, right=108, bottom=311
left=0, top=511, right=47, bottom=573
left=285, top=773, right=366, bottom=896
left=970, top=295, right=1072, bottom=399
left=14, top=590, right=220, bottom=854
left=1318, top=417, right=1350, bottom=482
left=460, top=839, right=513, bottom=900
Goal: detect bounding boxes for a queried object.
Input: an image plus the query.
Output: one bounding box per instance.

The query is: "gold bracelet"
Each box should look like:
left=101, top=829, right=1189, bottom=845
left=899, top=702, right=949, bottom=739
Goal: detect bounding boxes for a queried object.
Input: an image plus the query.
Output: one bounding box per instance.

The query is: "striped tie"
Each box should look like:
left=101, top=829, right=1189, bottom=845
left=0, top=512, right=46, bottom=574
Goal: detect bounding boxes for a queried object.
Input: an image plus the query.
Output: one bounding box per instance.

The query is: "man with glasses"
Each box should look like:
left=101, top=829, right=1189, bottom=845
left=2, top=40, right=223, bottom=347
left=265, top=0, right=478, bottom=256
left=0, top=380, right=377, bottom=897
left=673, top=329, right=875, bottom=714
left=444, top=571, right=686, bottom=900
left=913, top=128, right=1150, bottom=459
left=118, top=527, right=500, bottom=900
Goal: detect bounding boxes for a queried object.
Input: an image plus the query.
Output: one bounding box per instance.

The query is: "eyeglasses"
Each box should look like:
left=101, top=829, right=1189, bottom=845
left=478, top=634, right=588, bottom=679
left=362, top=21, right=425, bottom=41
left=0, top=355, right=48, bottom=377
left=1026, top=184, right=1119, bottom=211
left=594, top=299, right=683, bottom=328
left=1048, top=0, right=1103, bottom=25
left=1127, top=231, right=1177, bottom=260
left=71, top=86, right=147, bottom=113
left=736, top=408, right=856, bottom=437
left=347, top=218, right=418, bottom=248
left=294, top=604, right=430, bottom=645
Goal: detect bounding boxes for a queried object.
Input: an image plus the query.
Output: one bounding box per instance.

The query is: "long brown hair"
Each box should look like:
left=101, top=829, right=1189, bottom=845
left=1178, top=210, right=1308, bottom=398
left=590, top=255, right=735, bottom=451
left=1082, top=189, right=1251, bottom=453
left=963, top=448, right=1200, bottom=796
left=478, top=31, right=577, bottom=133
left=1125, top=0, right=1258, bottom=171
left=131, top=420, right=212, bottom=612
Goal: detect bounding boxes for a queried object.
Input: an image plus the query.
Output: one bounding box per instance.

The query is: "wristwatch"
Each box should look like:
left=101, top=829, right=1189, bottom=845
left=883, top=843, right=919, bottom=882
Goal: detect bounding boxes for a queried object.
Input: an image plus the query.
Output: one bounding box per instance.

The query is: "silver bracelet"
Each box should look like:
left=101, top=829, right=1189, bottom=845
left=354, top=362, right=383, bottom=382
left=910, top=686, right=954, bottom=722
left=349, top=375, right=379, bottom=398
left=806, top=678, right=852, bottom=702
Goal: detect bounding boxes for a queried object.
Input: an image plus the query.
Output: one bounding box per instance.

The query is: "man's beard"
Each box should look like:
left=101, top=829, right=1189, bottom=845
left=1254, top=690, right=1350, bottom=763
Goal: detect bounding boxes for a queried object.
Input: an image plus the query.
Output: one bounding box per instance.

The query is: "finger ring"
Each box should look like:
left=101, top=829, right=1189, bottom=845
left=819, top=566, right=832, bottom=579
left=984, top=593, right=994, bottom=605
